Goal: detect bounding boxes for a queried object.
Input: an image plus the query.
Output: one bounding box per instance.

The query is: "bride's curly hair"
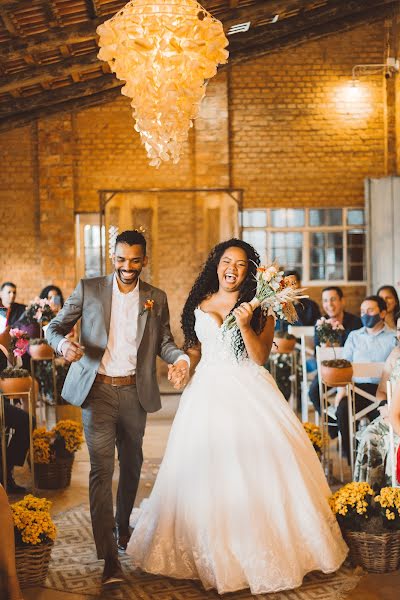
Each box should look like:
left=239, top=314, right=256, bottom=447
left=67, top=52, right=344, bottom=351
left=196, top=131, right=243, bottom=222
left=181, top=238, right=267, bottom=350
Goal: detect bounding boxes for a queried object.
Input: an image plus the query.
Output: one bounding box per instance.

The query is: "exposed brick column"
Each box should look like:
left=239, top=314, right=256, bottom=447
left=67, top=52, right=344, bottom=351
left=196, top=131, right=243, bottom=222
left=38, top=114, right=76, bottom=296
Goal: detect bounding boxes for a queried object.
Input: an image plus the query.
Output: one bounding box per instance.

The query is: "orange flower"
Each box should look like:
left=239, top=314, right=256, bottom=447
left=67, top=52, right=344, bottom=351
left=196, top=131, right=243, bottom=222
left=257, top=267, right=266, bottom=272
left=140, top=298, right=155, bottom=316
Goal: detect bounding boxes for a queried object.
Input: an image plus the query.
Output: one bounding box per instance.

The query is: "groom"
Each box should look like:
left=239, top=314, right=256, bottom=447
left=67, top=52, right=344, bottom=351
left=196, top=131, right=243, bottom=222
left=46, top=230, right=189, bottom=585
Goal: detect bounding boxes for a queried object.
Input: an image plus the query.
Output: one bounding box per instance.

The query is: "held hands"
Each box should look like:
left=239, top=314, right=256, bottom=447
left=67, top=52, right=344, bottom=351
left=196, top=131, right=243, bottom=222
left=233, top=302, right=253, bottom=329
left=168, top=359, right=189, bottom=390
left=61, top=340, right=85, bottom=363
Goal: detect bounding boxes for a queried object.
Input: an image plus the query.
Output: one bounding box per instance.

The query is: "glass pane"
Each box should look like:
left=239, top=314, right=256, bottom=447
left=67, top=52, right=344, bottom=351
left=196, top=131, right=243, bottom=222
left=348, top=264, right=365, bottom=281
left=310, top=264, right=325, bottom=280
left=286, top=209, right=305, bottom=227
left=348, top=246, right=364, bottom=262
left=270, top=209, right=287, bottom=227
left=242, top=230, right=266, bottom=260
left=326, top=264, right=344, bottom=280
left=347, top=209, right=364, bottom=226
left=241, top=210, right=267, bottom=227
left=347, top=230, right=365, bottom=246
left=327, top=231, right=343, bottom=246
left=309, top=208, right=342, bottom=226
left=311, top=232, right=324, bottom=247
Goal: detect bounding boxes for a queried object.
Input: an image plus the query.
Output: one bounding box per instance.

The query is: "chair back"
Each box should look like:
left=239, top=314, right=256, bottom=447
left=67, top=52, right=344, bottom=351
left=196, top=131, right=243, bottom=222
left=387, top=381, right=399, bottom=487
left=288, top=325, right=316, bottom=422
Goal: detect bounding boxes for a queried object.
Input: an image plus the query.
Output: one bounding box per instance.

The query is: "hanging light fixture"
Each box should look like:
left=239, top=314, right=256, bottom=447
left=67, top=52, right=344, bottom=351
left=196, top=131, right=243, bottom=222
left=97, top=0, right=229, bottom=168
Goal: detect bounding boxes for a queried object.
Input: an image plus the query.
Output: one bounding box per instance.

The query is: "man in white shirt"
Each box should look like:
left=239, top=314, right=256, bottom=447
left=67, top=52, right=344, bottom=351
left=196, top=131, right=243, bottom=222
left=46, top=230, right=189, bottom=585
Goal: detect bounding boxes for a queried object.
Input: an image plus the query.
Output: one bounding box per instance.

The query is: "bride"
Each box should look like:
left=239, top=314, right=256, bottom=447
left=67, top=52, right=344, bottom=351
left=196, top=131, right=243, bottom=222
left=127, top=239, right=348, bottom=594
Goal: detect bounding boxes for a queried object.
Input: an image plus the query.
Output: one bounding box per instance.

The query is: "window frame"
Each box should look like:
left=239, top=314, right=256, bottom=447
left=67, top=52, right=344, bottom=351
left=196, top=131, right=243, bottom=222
left=240, top=207, right=366, bottom=286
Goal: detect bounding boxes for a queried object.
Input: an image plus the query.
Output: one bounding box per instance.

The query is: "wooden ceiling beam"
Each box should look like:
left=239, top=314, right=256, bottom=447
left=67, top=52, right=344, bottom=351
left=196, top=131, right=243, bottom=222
left=0, top=73, right=121, bottom=116
left=0, top=84, right=124, bottom=132
left=0, top=51, right=101, bottom=94
left=228, top=0, right=396, bottom=51
left=0, top=19, right=103, bottom=61
left=226, top=1, right=397, bottom=67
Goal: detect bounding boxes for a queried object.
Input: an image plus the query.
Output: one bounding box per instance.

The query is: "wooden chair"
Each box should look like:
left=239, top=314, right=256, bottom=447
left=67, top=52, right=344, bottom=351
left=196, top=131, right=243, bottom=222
left=386, top=380, right=399, bottom=487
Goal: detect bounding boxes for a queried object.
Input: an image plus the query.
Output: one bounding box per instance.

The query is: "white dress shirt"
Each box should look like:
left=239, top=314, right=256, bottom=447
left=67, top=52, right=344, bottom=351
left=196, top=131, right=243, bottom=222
left=98, top=275, right=140, bottom=376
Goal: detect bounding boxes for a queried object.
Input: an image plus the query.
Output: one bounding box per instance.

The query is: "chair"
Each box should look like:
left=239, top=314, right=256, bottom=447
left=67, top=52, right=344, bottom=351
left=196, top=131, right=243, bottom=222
left=288, top=325, right=316, bottom=422
left=316, top=345, right=345, bottom=481
left=346, top=362, right=385, bottom=477
left=386, top=381, right=399, bottom=487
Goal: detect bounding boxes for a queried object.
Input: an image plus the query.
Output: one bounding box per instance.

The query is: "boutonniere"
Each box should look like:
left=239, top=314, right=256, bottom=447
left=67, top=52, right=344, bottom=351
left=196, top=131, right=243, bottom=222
left=139, top=298, right=155, bottom=316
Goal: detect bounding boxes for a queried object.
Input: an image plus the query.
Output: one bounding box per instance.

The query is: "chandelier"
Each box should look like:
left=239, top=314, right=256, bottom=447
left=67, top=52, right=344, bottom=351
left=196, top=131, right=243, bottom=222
left=97, top=0, right=229, bottom=168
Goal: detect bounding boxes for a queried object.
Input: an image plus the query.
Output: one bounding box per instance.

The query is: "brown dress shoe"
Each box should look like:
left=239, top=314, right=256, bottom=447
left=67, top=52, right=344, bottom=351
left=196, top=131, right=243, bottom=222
left=102, top=558, right=124, bottom=585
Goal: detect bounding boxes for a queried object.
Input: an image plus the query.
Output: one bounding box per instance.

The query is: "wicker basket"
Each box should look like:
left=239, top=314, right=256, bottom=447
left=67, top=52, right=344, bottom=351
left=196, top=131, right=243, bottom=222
left=35, top=455, right=74, bottom=489
left=15, top=540, right=53, bottom=587
left=344, top=529, right=400, bottom=573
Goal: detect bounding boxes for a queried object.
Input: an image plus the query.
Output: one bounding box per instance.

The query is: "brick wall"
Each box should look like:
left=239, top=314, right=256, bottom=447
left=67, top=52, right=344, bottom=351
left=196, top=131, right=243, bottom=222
left=0, top=21, right=395, bottom=327
left=230, top=23, right=386, bottom=208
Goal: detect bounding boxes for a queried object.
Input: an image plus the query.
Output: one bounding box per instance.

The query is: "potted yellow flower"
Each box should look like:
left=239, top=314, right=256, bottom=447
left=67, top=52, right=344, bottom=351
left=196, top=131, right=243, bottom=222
left=329, top=483, right=400, bottom=572
left=11, top=494, right=56, bottom=587
left=33, top=420, right=84, bottom=489
left=303, top=422, right=323, bottom=457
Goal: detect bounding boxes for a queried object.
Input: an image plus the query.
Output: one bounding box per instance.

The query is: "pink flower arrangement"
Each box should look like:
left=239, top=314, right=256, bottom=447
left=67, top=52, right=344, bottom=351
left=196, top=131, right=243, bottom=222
left=9, top=328, right=30, bottom=358
left=24, top=297, right=55, bottom=325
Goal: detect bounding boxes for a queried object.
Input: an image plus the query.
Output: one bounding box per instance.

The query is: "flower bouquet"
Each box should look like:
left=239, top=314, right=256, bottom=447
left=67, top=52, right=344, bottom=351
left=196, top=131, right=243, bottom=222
left=329, top=483, right=400, bottom=572
left=33, top=419, right=84, bottom=489
left=9, top=328, right=30, bottom=358
left=11, top=494, right=56, bottom=586
left=222, top=264, right=307, bottom=359
left=24, top=297, right=55, bottom=325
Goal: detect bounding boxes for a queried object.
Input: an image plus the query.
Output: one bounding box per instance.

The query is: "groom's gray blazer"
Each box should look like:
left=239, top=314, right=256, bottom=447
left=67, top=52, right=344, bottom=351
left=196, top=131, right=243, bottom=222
left=46, top=275, right=184, bottom=411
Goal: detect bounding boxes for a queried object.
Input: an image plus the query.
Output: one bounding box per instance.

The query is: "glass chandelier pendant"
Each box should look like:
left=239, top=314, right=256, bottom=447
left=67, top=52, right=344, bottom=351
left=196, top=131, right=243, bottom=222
left=97, top=0, right=229, bottom=167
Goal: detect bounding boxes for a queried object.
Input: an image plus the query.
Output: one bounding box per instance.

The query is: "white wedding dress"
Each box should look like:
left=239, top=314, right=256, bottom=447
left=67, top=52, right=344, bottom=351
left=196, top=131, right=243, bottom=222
left=127, top=308, right=348, bottom=594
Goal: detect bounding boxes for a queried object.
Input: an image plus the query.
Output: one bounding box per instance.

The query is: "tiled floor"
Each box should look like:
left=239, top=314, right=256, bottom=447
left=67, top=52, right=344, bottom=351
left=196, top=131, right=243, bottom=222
left=10, top=393, right=400, bottom=600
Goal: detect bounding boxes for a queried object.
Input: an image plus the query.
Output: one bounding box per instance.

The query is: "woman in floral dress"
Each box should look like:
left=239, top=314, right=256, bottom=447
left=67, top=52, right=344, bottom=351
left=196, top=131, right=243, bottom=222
left=354, top=313, right=400, bottom=489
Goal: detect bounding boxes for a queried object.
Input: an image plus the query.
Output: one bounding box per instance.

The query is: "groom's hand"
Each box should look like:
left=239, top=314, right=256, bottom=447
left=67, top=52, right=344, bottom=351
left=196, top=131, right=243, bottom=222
left=61, top=340, right=85, bottom=363
left=168, top=360, right=189, bottom=390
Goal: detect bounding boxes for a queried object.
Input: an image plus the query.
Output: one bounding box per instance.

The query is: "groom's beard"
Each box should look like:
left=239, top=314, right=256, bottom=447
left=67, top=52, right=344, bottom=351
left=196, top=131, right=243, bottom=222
left=116, top=268, right=141, bottom=285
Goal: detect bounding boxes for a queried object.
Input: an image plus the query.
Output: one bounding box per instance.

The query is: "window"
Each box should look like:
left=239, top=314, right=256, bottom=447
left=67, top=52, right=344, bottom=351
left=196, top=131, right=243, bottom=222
left=240, top=207, right=366, bottom=284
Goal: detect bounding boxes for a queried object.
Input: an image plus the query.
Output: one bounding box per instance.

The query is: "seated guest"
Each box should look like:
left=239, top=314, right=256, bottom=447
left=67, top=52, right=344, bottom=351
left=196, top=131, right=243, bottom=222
left=354, top=311, right=400, bottom=489
left=377, top=285, right=399, bottom=330
left=335, top=295, right=397, bottom=463
left=309, top=286, right=362, bottom=413
left=40, top=285, right=64, bottom=314
left=0, top=484, right=23, bottom=600
left=275, top=270, right=320, bottom=332
left=0, top=351, right=32, bottom=494
left=0, top=282, right=25, bottom=327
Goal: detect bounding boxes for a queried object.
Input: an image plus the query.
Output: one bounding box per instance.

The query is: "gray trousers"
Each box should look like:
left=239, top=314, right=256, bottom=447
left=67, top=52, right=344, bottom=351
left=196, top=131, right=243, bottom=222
left=82, top=381, right=147, bottom=560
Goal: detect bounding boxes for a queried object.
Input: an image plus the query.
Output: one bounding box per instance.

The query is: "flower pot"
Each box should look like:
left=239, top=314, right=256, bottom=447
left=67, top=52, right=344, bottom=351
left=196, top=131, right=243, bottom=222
left=272, top=337, right=297, bottom=353
left=343, top=530, right=400, bottom=573
left=15, top=540, right=53, bottom=587
left=35, top=455, right=74, bottom=489
left=321, top=364, right=353, bottom=386
left=29, top=343, right=54, bottom=359
left=0, top=376, right=32, bottom=394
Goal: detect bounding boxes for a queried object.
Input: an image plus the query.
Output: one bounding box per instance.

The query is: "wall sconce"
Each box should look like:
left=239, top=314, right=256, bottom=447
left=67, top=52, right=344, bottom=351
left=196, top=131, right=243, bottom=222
left=352, top=56, right=399, bottom=85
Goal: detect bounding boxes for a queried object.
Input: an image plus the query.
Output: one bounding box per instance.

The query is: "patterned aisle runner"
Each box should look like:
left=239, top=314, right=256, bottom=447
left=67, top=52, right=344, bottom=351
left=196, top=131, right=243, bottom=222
left=45, top=504, right=363, bottom=600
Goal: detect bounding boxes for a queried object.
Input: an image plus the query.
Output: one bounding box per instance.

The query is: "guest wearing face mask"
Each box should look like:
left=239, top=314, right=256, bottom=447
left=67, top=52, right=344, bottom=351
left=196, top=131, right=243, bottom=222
left=377, top=285, right=399, bottom=330
left=335, top=295, right=396, bottom=463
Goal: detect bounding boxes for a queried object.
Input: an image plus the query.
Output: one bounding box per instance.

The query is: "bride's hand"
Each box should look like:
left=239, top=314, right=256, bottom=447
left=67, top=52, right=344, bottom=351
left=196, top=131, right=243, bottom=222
left=233, top=302, right=253, bottom=329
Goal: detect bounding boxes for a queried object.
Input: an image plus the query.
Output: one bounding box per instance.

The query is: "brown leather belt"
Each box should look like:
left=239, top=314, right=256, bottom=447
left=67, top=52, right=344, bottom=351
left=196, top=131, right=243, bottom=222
left=95, top=373, right=136, bottom=386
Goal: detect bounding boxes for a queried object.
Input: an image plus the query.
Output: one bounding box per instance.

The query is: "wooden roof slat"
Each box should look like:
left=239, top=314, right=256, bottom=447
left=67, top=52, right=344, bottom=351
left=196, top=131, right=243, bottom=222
left=0, top=50, right=100, bottom=93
